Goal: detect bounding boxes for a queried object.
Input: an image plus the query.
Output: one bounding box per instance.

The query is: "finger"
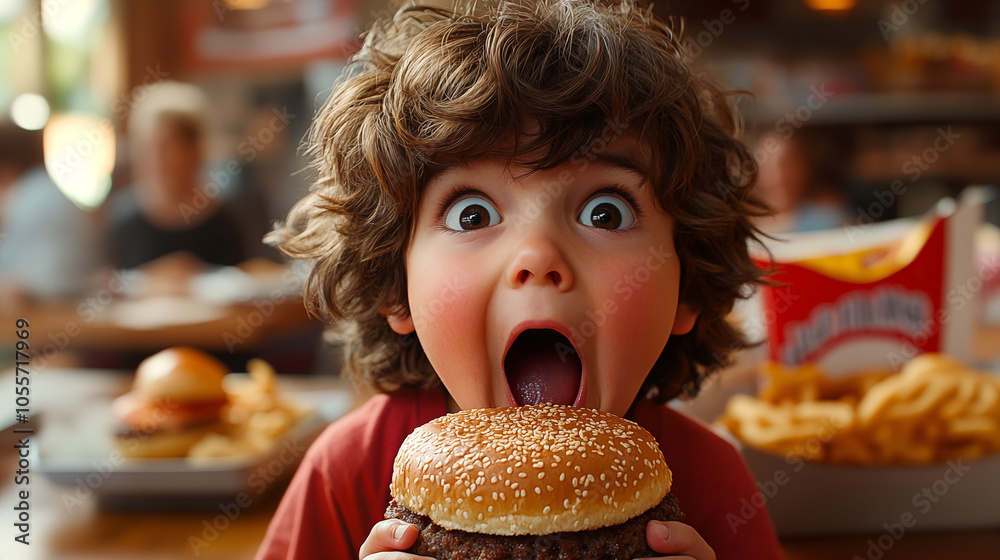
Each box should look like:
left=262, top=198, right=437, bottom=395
left=645, top=521, right=716, bottom=560
left=359, top=520, right=419, bottom=559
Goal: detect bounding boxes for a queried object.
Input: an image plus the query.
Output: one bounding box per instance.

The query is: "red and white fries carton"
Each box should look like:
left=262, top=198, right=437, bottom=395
left=750, top=187, right=988, bottom=376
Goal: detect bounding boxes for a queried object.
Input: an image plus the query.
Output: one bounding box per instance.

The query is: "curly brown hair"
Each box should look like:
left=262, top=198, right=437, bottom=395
left=269, top=0, right=770, bottom=403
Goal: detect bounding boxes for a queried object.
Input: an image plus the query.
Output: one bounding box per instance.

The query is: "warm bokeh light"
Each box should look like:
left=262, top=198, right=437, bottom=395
left=804, top=0, right=857, bottom=11
left=43, top=113, right=115, bottom=210
left=223, top=0, right=271, bottom=10
left=41, top=0, right=99, bottom=44
left=10, top=93, right=51, bottom=130
left=0, top=0, right=28, bottom=24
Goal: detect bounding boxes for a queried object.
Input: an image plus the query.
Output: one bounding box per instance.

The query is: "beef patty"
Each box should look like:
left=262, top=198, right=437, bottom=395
left=385, top=493, right=685, bottom=560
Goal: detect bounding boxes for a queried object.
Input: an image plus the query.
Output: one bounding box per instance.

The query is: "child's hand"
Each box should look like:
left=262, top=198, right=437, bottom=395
left=359, top=520, right=436, bottom=560
left=637, top=520, right=716, bottom=560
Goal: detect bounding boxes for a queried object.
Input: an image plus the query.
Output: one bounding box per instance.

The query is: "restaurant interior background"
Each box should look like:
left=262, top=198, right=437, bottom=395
left=2, top=0, right=1000, bottom=372
left=1, top=0, right=1000, bottom=558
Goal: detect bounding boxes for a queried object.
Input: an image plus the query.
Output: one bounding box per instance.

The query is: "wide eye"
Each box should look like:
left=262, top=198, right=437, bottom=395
left=579, top=195, right=635, bottom=230
left=444, top=197, right=502, bottom=231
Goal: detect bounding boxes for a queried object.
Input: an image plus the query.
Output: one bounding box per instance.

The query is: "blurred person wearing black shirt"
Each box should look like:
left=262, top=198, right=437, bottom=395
left=107, top=81, right=245, bottom=273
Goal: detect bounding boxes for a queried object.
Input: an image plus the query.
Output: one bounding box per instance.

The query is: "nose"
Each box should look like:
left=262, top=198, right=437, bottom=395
left=506, top=232, right=574, bottom=291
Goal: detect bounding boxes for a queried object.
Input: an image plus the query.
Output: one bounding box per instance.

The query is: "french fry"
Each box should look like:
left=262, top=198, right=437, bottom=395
left=967, top=381, right=999, bottom=417
left=885, top=378, right=957, bottom=420
left=856, top=374, right=913, bottom=425
left=939, top=376, right=978, bottom=419
left=247, top=357, right=278, bottom=395
left=759, top=362, right=824, bottom=404
left=793, top=400, right=855, bottom=430
left=189, top=358, right=311, bottom=458
left=946, top=416, right=999, bottom=442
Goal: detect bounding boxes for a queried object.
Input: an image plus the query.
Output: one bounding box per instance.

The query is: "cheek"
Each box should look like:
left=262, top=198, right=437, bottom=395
left=605, top=290, right=677, bottom=349
left=404, top=253, right=496, bottom=407
left=596, top=260, right=680, bottom=348
left=407, top=258, right=482, bottom=339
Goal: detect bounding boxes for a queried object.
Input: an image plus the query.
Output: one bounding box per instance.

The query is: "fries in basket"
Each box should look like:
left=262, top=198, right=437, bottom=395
left=716, top=354, right=1000, bottom=465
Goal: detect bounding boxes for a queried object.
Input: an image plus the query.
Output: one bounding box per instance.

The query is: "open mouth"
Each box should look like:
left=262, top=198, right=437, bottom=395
left=503, top=328, right=583, bottom=406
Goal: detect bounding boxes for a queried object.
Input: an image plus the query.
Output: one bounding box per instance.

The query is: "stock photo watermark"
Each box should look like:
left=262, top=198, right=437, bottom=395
left=845, top=126, right=960, bottom=244
left=681, top=0, right=751, bottom=61
left=554, top=244, right=678, bottom=360
left=30, top=269, right=139, bottom=371
left=878, top=0, right=930, bottom=41
left=221, top=263, right=308, bottom=352
left=717, top=83, right=835, bottom=202
left=726, top=413, right=848, bottom=534
left=885, top=253, right=1000, bottom=369
left=179, top=106, right=296, bottom=225
left=7, top=0, right=78, bottom=53
left=851, top=460, right=971, bottom=560
left=188, top=438, right=307, bottom=556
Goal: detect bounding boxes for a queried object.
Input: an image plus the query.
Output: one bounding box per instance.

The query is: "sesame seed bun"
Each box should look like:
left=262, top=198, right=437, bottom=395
left=134, top=346, right=228, bottom=403
left=390, top=403, right=672, bottom=536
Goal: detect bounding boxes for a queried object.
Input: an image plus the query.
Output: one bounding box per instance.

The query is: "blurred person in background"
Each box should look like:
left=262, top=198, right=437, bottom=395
left=0, top=118, right=103, bottom=304
left=106, top=81, right=246, bottom=287
left=752, top=131, right=849, bottom=234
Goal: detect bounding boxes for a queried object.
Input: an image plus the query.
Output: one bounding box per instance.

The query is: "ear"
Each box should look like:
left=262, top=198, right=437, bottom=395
left=380, top=304, right=415, bottom=335
left=671, top=302, right=699, bottom=335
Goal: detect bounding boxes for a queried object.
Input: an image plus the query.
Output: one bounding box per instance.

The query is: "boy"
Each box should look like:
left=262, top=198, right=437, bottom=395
left=256, top=0, right=783, bottom=558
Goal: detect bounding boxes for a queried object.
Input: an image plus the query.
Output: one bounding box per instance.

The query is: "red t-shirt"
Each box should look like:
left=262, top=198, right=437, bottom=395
left=254, top=390, right=784, bottom=559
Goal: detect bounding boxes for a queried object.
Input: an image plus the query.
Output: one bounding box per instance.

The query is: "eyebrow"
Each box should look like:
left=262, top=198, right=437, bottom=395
left=586, top=151, right=650, bottom=178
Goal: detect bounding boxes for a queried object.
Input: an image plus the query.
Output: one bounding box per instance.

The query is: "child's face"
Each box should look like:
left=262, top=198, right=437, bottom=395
left=388, top=138, right=697, bottom=417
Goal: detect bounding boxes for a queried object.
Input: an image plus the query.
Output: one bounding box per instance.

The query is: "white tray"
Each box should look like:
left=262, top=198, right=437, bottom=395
left=34, top=385, right=352, bottom=508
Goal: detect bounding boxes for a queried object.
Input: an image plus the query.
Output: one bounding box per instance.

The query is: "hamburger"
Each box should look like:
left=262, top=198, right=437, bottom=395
left=387, top=403, right=683, bottom=559
left=112, top=346, right=230, bottom=458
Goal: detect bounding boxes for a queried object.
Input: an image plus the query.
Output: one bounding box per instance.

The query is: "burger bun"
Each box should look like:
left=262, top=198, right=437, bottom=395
left=391, top=404, right=672, bottom=536
left=134, top=346, right=228, bottom=402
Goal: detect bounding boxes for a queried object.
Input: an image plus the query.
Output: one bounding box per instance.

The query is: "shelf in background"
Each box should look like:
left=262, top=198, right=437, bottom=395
left=741, top=92, right=1000, bottom=126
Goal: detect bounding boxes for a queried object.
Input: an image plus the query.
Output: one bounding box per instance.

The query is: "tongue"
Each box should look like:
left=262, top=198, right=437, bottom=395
left=504, top=330, right=582, bottom=406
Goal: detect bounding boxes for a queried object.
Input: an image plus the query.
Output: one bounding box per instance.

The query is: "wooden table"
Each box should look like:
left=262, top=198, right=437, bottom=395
left=1, top=369, right=998, bottom=559
left=781, top=531, right=1000, bottom=559
left=0, top=296, right=317, bottom=354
